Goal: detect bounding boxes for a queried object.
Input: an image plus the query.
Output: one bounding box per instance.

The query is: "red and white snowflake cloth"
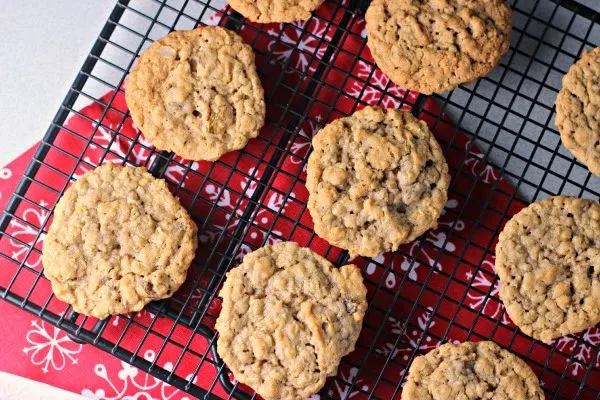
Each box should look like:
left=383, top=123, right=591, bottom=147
left=1, top=3, right=599, bottom=399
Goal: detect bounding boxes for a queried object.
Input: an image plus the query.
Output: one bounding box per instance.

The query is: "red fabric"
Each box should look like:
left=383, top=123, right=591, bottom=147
left=1, top=4, right=599, bottom=399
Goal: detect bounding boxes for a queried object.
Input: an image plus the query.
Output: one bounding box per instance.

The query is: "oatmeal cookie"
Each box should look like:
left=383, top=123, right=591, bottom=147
left=496, top=196, right=600, bottom=342
left=215, top=241, right=367, bottom=400
left=42, top=163, right=198, bottom=319
left=227, top=0, right=325, bottom=23
left=125, top=27, right=265, bottom=161
left=365, top=0, right=512, bottom=94
left=306, top=106, right=449, bottom=259
left=555, top=47, right=600, bottom=175
left=403, top=341, right=544, bottom=400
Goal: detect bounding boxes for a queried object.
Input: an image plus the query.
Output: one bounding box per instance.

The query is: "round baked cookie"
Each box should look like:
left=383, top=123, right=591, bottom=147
left=496, top=196, right=600, bottom=342
left=403, top=341, right=544, bottom=400
left=555, top=47, right=600, bottom=175
left=42, top=163, right=198, bottom=319
left=227, top=0, right=325, bottom=23
left=215, top=241, right=367, bottom=400
left=365, top=0, right=512, bottom=94
left=306, top=106, right=449, bottom=259
left=125, top=27, right=265, bottom=161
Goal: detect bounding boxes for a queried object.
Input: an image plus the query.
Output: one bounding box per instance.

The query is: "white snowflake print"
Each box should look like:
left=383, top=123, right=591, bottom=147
left=399, top=229, right=458, bottom=282
left=23, top=320, right=82, bottom=373
left=553, top=327, right=600, bottom=377
left=464, top=258, right=512, bottom=325
left=298, top=114, right=323, bottom=139
left=364, top=198, right=464, bottom=285
left=327, top=367, right=369, bottom=399
left=289, top=140, right=312, bottom=168
left=347, top=60, right=405, bottom=109
left=8, top=201, right=49, bottom=269
left=199, top=167, right=286, bottom=258
left=375, top=308, right=452, bottom=386
left=438, top=198, right=466, bottom=231
left=267, top=20, right=332, bottom=75
left=464, top=140, right=500, bottom=184
left=73, top=120, right=197, bottom=185
left=365, top=254, right=397, bottom=288
left=82, top=350, right=196, bottom=400
left=288, top=115, right=322, bottom=170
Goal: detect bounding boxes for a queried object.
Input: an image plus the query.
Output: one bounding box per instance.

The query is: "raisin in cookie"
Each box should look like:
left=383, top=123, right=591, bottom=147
left=125, top=27, right=265, bottom=161
left=215, top=241, right=367, bottom=400
left=496, top=196, right=600, bottom=342
left=42, top=163, right=198, bottom=319
left=555, top=47, right=600, bottom=175
left=227, top=0, right=325, bottom=23
left=403, top=341, right=544, bottom=400
left=365, top=0, right=512, bottom=94
left=306, top=106, right=449, bottom=259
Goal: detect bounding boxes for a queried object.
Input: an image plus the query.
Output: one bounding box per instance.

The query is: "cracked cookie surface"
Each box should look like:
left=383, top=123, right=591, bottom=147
left=227, top=0, right=325, bottom=23
left=556, top=47, right=600, bottom=175
left=403, top=341, right=544, bottom=400
left=42, top=163, right=198, bottom=319
left=306, top=106, right=449, bottom=259
left=125, top=27, right=265, bottom=161
left=215, top=241, right=367, bottom=400
left=496, top=196, right=600, bottom=342
left=365, top=0, right=512, bottom=94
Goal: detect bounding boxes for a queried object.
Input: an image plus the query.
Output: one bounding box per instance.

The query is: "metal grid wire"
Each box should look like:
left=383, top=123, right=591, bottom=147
left=1, top=0, right=600, bottom=398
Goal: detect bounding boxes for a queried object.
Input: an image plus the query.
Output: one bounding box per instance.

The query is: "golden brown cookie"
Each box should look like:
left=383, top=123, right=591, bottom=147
left=125, top=27, right=265, bottom=161
left=365, top=0, right=512, bottom=94
left=496, top=196, right=600, bottom=342
left=555, top=47, right=600, bottom=175
left=306, top=106, right=449, bottom=259
left=215, top=241, right=367, bottom=400
left=227, top=0, right=325, bottom=23
left=403, top=341, right=544, bottom=400
left=42, top=163, right=198, bottom=319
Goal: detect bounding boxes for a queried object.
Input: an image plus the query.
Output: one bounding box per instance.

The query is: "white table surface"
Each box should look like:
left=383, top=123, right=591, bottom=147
left=0, top=372, right=84, bottom=400
left=0, top=1, right=113, bottom=166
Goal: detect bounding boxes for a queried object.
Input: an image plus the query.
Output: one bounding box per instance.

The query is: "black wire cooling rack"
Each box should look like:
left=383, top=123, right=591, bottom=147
left=2, top=0, right=600, bottom=399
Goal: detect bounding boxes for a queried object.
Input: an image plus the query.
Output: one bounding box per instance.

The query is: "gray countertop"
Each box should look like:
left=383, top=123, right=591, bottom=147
left=0, top=1, right=112, bottom=166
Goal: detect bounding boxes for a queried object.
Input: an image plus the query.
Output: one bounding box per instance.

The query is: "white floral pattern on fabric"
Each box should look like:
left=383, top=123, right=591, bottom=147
left=81, top=350, right=196, bottom=400
left=464, top=141, right=500, bottom=184
left=23, top=320, right=82, bottom=373
left=267, top=20, right=332, bottom=75
left=327, top=367, right=368, bottom=399
left=199, top=166, right=287, bottom=260
left=8, top=200, right=48, bottom=269
left=347, top=60, right=406, bottom=109
left=553, top=328, right=600, bottom=376
left=375, top=308, right=457, bottom=387
left=464, top=258, right=512, bottom=325
left=72, top=121, right=197, bottom=185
